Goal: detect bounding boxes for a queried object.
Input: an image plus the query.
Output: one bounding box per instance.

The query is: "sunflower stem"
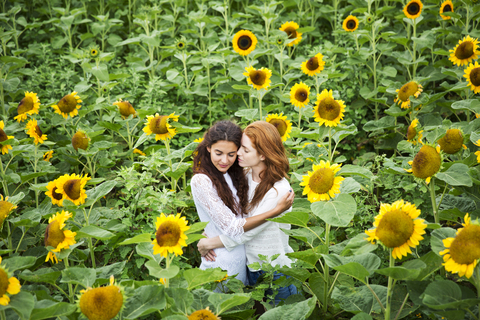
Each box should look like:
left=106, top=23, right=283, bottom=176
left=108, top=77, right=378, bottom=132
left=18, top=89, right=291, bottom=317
left=322, top=223, right=331, bottom=314
left=14, top=226, right=26, bottom=253
left=164, top=139, right=176, bottom=191
left=63, top=256, right=75, bottom=302
left=258, top=93, right=263, bottom=120
left=385, top=250, right=395, bottom=320
left=1, top=310, right=6, bottom=320
left=34, top=145, right=39, bottom=208
left=476, top=266, right=480, bottom=316
left=298, top=108, right=302, bottom=129
left=328, top=127, right=333, bottom=162
left=429, top=178, right=439, bottom=224
left=412, top=19, right=417, bottom=79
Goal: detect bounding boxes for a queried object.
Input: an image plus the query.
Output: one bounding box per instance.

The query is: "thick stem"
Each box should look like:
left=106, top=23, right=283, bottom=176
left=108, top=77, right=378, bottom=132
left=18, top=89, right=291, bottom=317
left=322, top=224, right=331, bottom=314
left=328, top=127, right=333, bottom=162
left=298, top=108, right=303, bottom=129
left=63, top=256, right=75, bottom=302
left=258, top=94, right=263, bottom=120
left=385, top=251, right=395, bottom=320
left=164, top=139, right=175, bottom=191
left=429, top=179, right=438, bottom=224
left=412, top=20, right=417, bottom=79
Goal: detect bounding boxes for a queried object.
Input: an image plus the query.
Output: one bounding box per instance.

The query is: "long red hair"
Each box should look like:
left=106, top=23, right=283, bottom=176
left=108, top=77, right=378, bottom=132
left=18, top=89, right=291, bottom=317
left=244, top=121, right=289, bottom=212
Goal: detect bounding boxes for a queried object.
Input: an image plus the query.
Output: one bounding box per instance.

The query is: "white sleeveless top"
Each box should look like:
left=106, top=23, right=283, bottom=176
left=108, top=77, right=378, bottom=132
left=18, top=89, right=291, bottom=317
left=191, top=173, right=248, bottom=284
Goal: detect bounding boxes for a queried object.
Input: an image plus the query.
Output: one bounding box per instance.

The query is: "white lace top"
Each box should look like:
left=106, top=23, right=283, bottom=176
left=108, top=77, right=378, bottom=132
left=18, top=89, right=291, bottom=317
left=191, top=173, right=248, bottom=285
left=219, top=170, right=294, bottom=271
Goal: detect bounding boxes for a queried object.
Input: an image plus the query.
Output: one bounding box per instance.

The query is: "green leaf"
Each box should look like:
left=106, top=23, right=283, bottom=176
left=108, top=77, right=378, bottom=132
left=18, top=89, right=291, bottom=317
left=231, top=84, right=251, bottom=91
left=209, top=293, right=251, bottom=315
left=363, top=116, right=396, bottom=131
left=166, top=288, right=194, bottom=314
left=334, top=262, right=370, bottom=284
left=235, top=108, right=258, bottom=121
left=84, top=180, right=116, bottom=207
left=60, top=267, right=96, bottom=288
left=311, top=193, right=357, bottom=227
left=169, top=122, right=202, bottom=133
left=119, top=233, right=152, bottom=245
left=76, top=225, right=115, bottom=240
left=269, top=210, right=309, bottom=227
left=98, top=121, right=122, bottom=132
left=145, top=260, right=179, bottom=279
left=308, top=272, right=325, bottom=303
left=30, top=300, right=76, bottom=320
left=340, top=177, right=362, bottom=194
left=185, top=221, right=209, bottom=234
left=96, top=261, right=126, bottom=280
left=279, top=267, right=311, bottom=282
left=184, top=268, right=229, bottom=290
left=332, top=285, right=386, bottom=314
left=339, top=165, right=374, bottom=180
left=430, top=227, right=457, bottom=257
left=186, top=233, right=205, bottom=245
left=287, top=248, right=322, bottom=267
left=351, top=312, right=373, bottom=320
left=341, top=233, right=378, bottom=256
left=0, top=291, right=35, bottom=320
left=281, top=226, right=323, bottom=246
left=164, top=162, right=191, bottom=180
left=258, top=297, right=316, bottom=320
left=136, top=242, right=163, bottom=263
left=436, top=163, right=473, bottom=187
left=124, top=285, right=166, bottom=319
left=422, top=280, right=480, bottom=310
left=2, top=256, right=36, bottom=271
left=375, top=260, right=426, bottom=281
left=19, top=268, right=61, bottom=284
left=91, top=63, right=109, bottom=81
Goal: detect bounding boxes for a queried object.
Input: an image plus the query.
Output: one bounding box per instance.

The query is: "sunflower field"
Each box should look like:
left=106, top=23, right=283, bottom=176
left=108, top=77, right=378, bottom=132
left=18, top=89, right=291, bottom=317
left=0, top=0, right=480, bottom=319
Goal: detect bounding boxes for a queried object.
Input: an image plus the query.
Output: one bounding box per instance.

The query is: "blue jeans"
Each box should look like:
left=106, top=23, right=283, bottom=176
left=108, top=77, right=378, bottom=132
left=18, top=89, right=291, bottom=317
left=247, top=268, right=298, bottom=305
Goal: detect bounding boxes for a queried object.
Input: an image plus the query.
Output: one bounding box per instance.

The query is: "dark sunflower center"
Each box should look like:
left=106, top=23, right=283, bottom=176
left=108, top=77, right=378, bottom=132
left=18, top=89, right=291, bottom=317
left=407, top=2, right=420, bottom=15
left=398, top=82, right=419, bottom=102
left=0, top=129, right=7, bottom=142
left=268, top=119, right=287, bottom=137
left=178, top=42, right=184, bottom=48
left=295, top=88, right=308, bottom=103
left=92, top=50, right=97, bottom=55
left=35, top=125, right=43, bottom=137
left=51, top=186, right=63, bottom=201
left=0, top=269, right=8, bottom=297
left=407, top=125, right=417, bottom=140
left=57, top=95, right=78, bottom=113
left=156, top=221, right=181, bottom=247
left=438, top=129, right=463, bottom=154
left=237, top=35, right=252, bottom=50
left=347, top=19, right=357, bottom=30
left=150, top=116, right=169, bottom=134
left=449, top=224, right=480, bottom=265
left=44, top=220, right=66, bottom=248
left=64, top=179, right=82, bottom=200
left=17, top=96, right=34, bottom=115
left=309, top=168, right=335, bottom=195
left=412, top=145, right=441, bottom=179
left=376, top=209, right=414, bottom=248
left=455, top=41, right=474, bottom=60
left=443, top=4, right=452, bottom=12
left=284, top=27, right=297, bottom=39
left=307, top=57, right=319, bottom=71
left=249, top=70, right=266, bottom=86
left=72, top=132, right=89, bottom=151
left=469, top=67, right=480, bottom=86
left=317, top=97, right=341, bottom=121
left=80, top=286, right=123, bottom=320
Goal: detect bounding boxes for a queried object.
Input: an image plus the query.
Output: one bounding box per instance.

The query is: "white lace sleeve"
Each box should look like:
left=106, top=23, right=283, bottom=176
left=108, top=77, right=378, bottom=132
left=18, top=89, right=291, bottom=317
left=191, top=174, right=246, bottom=241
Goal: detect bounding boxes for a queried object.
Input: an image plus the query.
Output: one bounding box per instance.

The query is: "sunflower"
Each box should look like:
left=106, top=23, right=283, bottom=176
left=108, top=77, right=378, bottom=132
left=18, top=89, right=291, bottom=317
left=440, top=213, right=480, bottom=278
left=44, top=211, right=77, bottom=264
left=188, top=307, right=220, bottom=320
left=342, top=15, right=359, bottom=32
left=45, top=179, right=65, bottom=207
left=176, top=41, right=186, bottom=50
left=0, top=195, right=17, bottom=227
left=90, top=48, right=99, bottom=57
left=194, top=137, right=204, bottom=143
left=55, top=173, right=91, bottom=206
left=449, top=36, right=480, bottom=66
left=464, top=61, right=480, bottom=94
left=300, top=160, right=345, bottom=202
left=143, top=113, right=179, bottom=141
left=474, top=140, right=480, bottom=163
left=72, top=130, right=90, bottom=151
left=113, top=99, right=136, bottom=119
left=0, top=121, right=14, bottom=155
left=403, top=0, right=423, bottom=19
left=313, top=89, right=346, bottom=127
left=265, top=113, right=292, bottom=142
left=406, top=119, right=423, bottom=145
left=232, top=30, right=258, bottom=56
left=79, top=275, right=124, bottom=320
left=440, top=0, right=454, bottom=20
left=52, top=91, right=82, bottom=119
left=406, top=145, right=442, bottom=184
left=26, top=119, right=47, bottom=145
left=279, top=21, right=302, bottom=46
left=365, top=200, right=427, bottom=260
left=43, top=150, right=53, bottom=162
left=14, top=91, right=40, bottom=122
left=438, top=129, right=467, bottom=154
left=243, top=66, right=272, bottom=90
left=290, top=83, right=311, bottom=108
left=152, top=213, right=190, bottom=258
left=0, top=256, right=21, bottom=306
left=394, top=81, right=423, bottom=109
left=300, top=53, right=325, bottom=77
left=133, top=148, right=146, bottom=156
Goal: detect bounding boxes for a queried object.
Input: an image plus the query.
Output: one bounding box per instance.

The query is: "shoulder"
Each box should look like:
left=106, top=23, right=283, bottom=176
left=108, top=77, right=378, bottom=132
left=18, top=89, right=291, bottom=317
left=191, top=173, right=213, bottom=186
left=265, top=178, right=291, bottom=199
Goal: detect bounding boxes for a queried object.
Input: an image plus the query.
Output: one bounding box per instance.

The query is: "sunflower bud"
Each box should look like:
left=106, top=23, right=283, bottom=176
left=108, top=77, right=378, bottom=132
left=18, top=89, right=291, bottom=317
left=409, top=145, right=441, bottom=184
left=438, top=129, right=464, bottom=154
left=72, top=131, right=90, bottom=151
left=114, top=100, right=136, bottom=118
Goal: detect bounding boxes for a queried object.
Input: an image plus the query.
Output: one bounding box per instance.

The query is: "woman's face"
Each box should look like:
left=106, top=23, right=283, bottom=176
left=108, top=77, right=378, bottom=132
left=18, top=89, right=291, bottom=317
left=237, top=133, right=264, bottom=168
left=207, top=140, right=238, bottom=173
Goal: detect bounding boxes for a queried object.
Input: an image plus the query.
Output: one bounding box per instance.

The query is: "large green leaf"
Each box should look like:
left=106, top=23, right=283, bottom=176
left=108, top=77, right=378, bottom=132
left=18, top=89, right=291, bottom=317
left=308, top=273, right=325, bottom=304
left=0, top=291, right=35, bottom=319
left=185, top=221, right=209, bottom=234
left=2, top=256, right=36, bottom=271
left=124, top=285, right=166, bottom=319
left=184, top=268, right=228, bottom=290
left=351, top=313, right=373, bottom=320
left=96, top=261, right=126, bottom=280
left=76, top=225, right=115, bottom=240
left=311, top=193, right=357, bottom=227
left=84, top=180, right=116, bottom=207
left=269, top=210, right=310, bottom=227
left=334, top=262, right=370, bottom=284
left=279, top=267, right=311, bottom=282
left=258, top=297, right=316, bottom=320
left=145, top=260, right=179, bottom=279
left=166, top=288, right=194, bottom=314
left=136, top=242, right=163, bottom=263
left=60, top=267, right=96, bottom=288
left=30, top=300, right=76, bottom=320
left=119, top=233, right=152, bottom=245
left=19, top=268, right=61, bottom=284
left=281, top=226, right=323, bottom=247
left=422, top=280, right=480, bottom=310
left=375, top=260, right=426, bottom=281
left=209, top=293, right=251, bottom=315
left=430, top=227, right=457, bottom=257
left=436, top=163, right=473, bottom=187
left=287, top=248, right=322, bottom=267
left=332, top=285, right=387, bottom=314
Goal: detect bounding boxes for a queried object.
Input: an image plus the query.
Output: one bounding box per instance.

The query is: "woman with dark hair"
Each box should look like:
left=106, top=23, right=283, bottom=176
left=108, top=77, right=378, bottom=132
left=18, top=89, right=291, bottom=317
left=197, top=121, right=297, bottom=304
left=191, top=120, right=294, bottom=285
